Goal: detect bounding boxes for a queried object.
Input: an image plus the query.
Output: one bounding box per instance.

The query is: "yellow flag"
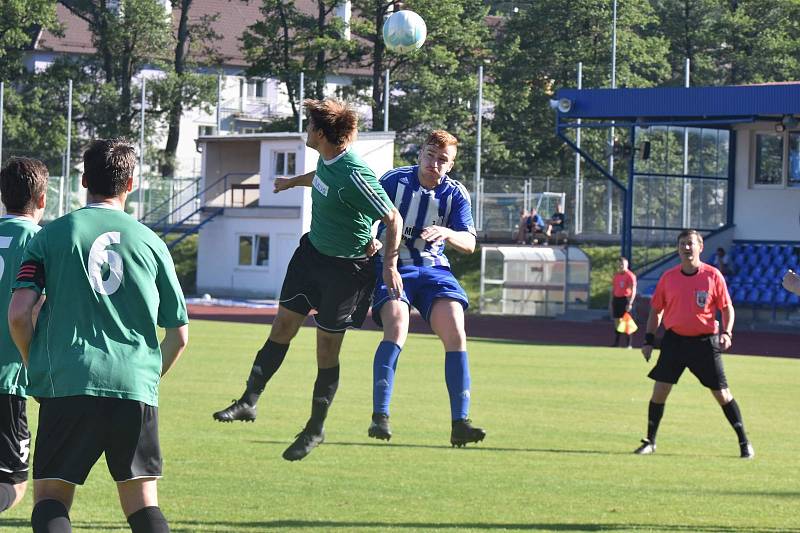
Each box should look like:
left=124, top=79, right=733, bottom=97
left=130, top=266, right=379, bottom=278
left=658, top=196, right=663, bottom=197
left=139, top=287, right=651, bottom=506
left=616, top=312, right=638, bottom=334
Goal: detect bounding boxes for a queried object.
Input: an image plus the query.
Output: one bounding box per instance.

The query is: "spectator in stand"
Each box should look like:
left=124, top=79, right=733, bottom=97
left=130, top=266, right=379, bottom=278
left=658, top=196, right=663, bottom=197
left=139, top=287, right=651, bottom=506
left=782, top=269, right=800, bottom=295
left=609, top=256, right=636, bottom=348
left=546, top=203, right=567, bottom=244
left=515, top=208, right=546, bottom=245
left=715, top=247, right=733, bottom=276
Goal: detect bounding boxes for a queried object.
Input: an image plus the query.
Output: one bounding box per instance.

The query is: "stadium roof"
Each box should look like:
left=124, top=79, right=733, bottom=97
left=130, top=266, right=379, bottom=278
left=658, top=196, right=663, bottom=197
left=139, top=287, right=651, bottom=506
left=554, top=82, right=800, bottom=124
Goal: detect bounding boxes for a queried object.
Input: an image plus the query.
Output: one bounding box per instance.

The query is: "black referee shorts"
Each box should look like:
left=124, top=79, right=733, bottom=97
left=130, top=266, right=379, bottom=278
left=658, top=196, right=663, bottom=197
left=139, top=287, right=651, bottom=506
left=0, top=394, right=29, bottom=485
left=33, top=396, right=162, bottom=485
left=611, top=296, right=628, bottom=319
left=648, top=330, right=728, bottom=390
left=279, top=233, right=376, bottom=333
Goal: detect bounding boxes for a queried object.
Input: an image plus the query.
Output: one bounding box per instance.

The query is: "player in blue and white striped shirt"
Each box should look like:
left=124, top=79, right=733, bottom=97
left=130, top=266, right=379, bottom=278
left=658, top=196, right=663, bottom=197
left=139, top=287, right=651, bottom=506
left=368, top=130, right=486, bottom=447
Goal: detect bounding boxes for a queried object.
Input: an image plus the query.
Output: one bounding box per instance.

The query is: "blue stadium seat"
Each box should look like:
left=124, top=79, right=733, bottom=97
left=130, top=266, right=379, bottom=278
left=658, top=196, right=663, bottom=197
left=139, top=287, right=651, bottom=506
left=789, top=293, right=800, bottom=306
left=750, top=266, right=764, bottom=280
left=765, top=265, right=778, bottom=279
left=733, top=254, right=746, bottom=267
left=732, top=286, right=747, bottom=303
left=746, top=254, right=759, bottom=268
left=759, top=289, right=775, bottom=306
left=774, top=290, right=790, bottom=307
left=769, top=245, right=782, bottom=257
left=744, top=288, right=761, bottom=306
left=758, top=254, right=772, bottom=268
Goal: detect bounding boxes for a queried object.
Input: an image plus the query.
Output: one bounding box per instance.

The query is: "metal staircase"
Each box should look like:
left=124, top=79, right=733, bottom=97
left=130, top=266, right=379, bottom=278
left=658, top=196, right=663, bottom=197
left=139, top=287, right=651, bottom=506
left=141, top=172, right=259, bottom=249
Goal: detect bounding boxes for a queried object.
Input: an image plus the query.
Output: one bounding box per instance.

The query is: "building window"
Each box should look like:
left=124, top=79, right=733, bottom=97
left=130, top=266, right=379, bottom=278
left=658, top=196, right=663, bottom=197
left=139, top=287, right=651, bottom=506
left=238, top=235, right=269, bottom=267
left=753, top=132, right=784, bottom=186
left=240, top=126, right=259, bottom=134
left=198, top=125, right=216, bottom=137
left=246, top=79, right=265, bottom=99
left=274, top=152, right=296, bottom=176
left=788, top=132, right=800, bottom=188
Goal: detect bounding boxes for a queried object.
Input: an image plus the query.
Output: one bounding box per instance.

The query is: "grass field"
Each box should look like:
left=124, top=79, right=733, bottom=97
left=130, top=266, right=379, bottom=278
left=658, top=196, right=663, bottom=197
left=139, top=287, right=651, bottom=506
left=2, top=319, right=799, bottom=532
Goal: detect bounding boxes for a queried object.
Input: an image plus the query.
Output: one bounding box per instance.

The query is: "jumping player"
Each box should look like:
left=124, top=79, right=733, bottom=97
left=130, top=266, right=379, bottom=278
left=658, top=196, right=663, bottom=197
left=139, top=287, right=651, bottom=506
left=367, top=130, right=486, bottom=447
left=212, top=98, right=403, bottom=462
left=0, top=157, right=47, bottom=515
left=9, top=139, right=189, bottom=533
left=635, top=229, right=753, bottom=458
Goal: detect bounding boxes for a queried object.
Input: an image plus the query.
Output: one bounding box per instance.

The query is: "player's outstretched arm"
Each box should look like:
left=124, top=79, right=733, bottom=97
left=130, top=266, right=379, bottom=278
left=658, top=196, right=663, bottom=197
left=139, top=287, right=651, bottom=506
left=420, top=226, right=476, bottom=255
left=8, top=288, right=40, bottom=366
left=274, top=170, right=315, bottom=193
left=381, top=207, right=403, bottom=298
left=160, top=324, right=189, bottom=377
left=782, top=269, right=800, bottom=295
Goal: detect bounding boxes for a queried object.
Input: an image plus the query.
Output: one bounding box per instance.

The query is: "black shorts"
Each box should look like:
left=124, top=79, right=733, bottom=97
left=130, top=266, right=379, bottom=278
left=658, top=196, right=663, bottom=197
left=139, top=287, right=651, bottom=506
left=611, top=296, right=628, bottom=319
left=33, top=396, right=162, bottom=485
left=648, top=330, right=728, bottom=390
left=279, top=233, right=376, bottom=333
left=0, top=394, right=29, bottom=485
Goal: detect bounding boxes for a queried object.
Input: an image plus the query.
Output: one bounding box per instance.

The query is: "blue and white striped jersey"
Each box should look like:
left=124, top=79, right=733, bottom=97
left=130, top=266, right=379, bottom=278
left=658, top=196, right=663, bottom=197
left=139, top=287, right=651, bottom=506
left=376, top=165, right=476, bottom=268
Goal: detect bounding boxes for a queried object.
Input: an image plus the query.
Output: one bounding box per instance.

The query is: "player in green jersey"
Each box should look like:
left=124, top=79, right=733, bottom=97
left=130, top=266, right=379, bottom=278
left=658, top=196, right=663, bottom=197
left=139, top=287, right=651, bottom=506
left=213, top=98, right=404, bottom=461
left=9, top=139, right=189, bottom=533
left=0, top=157, right=47, bottom=515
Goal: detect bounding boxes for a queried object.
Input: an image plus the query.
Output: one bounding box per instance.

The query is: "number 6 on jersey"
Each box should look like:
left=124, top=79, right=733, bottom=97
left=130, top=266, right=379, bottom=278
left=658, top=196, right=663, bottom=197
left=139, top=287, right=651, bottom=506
left=88, top=232, right=123, bottom=295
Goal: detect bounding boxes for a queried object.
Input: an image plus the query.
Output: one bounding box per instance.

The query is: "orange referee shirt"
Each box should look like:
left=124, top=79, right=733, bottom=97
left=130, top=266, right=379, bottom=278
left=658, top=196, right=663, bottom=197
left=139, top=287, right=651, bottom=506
left=612, top=270, right=636, bottom=297
left=650, top=263, right=731, bottom=337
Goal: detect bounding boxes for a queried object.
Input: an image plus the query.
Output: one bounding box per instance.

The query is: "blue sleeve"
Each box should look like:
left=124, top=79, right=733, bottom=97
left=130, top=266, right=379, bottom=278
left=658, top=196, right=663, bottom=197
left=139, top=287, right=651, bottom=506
left=448, top=184, right=476, bottom=235
left=378, top=170, right=400, bottom=204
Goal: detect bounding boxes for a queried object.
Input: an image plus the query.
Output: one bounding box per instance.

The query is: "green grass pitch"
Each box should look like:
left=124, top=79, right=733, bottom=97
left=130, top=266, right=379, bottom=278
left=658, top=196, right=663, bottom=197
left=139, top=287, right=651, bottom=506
left=2, top=319, right=798, bottom=532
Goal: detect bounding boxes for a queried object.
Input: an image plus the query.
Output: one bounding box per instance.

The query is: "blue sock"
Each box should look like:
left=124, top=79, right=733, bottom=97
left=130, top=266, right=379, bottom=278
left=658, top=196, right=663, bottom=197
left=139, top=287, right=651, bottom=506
left=373, top=341, right=402, bottom=415
left=445, top=351, right=471, bottom=420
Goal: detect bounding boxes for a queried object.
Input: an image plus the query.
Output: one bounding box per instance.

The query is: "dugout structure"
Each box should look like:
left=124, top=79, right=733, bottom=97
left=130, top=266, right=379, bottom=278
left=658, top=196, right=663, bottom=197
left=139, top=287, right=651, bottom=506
left=479, top=246, right=589, bottom=317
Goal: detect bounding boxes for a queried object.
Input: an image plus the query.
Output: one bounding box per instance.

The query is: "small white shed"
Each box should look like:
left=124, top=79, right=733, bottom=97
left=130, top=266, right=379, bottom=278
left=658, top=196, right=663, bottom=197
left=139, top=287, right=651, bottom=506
left=480, top=246, right=590, bottom=317
left=194, top=131, right=396, bottom=298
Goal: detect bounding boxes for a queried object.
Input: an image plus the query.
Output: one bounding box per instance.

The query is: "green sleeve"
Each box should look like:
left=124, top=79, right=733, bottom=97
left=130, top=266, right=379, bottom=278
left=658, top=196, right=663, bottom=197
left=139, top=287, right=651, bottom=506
left=340, top=166, right=393, bottom=221
left=12, top=230, right=45, bottom=295
left=155, top=243, right=189, bottom=328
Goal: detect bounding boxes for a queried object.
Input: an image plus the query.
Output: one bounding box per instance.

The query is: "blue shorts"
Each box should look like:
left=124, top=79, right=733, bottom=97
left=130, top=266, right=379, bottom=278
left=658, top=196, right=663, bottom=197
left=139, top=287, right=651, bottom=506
left=372, top=265, right=468, bottom=326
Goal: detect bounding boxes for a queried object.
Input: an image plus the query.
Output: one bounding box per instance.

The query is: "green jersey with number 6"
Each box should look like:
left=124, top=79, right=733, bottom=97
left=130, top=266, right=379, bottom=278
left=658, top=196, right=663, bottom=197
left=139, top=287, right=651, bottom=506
left=0, top=216, right=40, bottom=397
left=14, top=205, right=188, bottom=406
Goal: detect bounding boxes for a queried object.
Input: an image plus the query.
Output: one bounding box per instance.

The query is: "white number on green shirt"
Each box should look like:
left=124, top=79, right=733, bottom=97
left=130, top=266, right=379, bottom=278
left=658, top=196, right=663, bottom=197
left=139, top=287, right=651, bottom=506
left=88, top=232, right=123, bottom=295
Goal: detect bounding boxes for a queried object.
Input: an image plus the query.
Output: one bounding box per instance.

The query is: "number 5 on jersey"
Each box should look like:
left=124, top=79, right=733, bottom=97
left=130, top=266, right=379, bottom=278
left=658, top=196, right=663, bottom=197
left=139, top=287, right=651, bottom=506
left=88, top=232, right=123, bottom=295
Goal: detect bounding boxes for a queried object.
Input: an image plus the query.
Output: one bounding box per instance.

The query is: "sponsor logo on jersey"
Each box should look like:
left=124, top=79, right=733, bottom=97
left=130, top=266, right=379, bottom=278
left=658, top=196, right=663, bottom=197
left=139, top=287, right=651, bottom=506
left=312, top=174, right=329, bottom=197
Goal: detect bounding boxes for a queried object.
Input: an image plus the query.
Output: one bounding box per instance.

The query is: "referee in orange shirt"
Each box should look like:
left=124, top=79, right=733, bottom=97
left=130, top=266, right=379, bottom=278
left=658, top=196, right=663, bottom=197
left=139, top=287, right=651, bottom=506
left=609, top=256, right=636, bottom=348
left=635, top=229, right=753, bottom=458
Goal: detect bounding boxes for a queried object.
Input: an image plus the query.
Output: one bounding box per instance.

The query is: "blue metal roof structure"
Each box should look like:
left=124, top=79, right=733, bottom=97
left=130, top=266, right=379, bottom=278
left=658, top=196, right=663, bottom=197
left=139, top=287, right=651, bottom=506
left=555, top=83, right=800, bottom=123
left=551, top=83, right=800, bottom=263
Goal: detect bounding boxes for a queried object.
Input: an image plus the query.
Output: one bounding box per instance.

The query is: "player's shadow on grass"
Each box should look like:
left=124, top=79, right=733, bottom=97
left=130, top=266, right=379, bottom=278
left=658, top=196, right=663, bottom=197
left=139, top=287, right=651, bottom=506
left=251, top=439, right=633, bottom=455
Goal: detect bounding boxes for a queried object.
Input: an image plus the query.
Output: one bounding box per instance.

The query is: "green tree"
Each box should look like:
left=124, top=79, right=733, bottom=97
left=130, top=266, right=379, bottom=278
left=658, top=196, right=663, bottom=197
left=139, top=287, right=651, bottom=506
left=241, top=0, right=361, bottom=123
left=152, top=0, right=221, bottom=177
left=0, top=0, right=60, bottom=80
left=491, top=0, right=669, bottom=178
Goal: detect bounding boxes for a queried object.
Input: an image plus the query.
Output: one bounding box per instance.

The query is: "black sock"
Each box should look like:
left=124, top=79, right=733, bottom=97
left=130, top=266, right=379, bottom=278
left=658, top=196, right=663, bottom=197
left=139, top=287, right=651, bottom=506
left=722, top=399, right=748, bottom=443
left=307, top=365, right=340, bottom=433
left=32, top=499, right=71, bottom=533
left=127, top=506, right=169, bottom=533
left=612, top=331, right=620, bottom=346
left=0, top=483, right=15, bottom=513
left=647, top=401, right=665, bottom=443
left=625, top=334, right=632, bottom=347
left=241, top=339, right=290, bottom=406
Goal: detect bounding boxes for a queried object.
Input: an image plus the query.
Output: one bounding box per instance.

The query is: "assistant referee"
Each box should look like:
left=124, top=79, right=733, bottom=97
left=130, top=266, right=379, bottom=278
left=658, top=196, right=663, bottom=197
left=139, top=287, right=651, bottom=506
left=635, top=229, right=753, bottom=459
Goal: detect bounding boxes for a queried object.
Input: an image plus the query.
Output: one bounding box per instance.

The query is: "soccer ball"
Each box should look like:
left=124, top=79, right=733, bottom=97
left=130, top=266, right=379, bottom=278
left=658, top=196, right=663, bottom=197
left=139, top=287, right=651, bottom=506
left=382, top=10, right=427, bottom=53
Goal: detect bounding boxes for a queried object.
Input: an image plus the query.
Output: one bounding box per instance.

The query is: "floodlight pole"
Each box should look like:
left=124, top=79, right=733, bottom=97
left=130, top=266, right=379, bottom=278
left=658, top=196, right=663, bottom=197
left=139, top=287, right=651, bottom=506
left=383, top=69, right=390, bottom=132
left=475, top=65, right=483, bottom=231
left=0, top=81, right=4, bottom=167
left=139, top=78, right=146, bottom=220
left=216, top=73, right=222, bottom=134
left=682, top=58, right=691, bottom=228
left=575, top=62, right=583, bottom=235
left=607, top=0, right=617, bottom=235
left=298, top=72, right=305, bottom=133
left=65, top=79, right=73, bottom=215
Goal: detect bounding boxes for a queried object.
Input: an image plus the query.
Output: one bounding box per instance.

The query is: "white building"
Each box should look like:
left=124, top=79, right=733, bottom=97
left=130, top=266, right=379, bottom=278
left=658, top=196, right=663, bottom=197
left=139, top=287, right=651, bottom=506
left=26, top=1, right=367, bottom=178
left=194, top=131, right=395, bottom=298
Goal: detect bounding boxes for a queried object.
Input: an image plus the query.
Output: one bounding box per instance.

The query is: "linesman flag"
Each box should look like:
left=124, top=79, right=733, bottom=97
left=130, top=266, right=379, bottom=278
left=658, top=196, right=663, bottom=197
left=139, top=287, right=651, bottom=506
left=616, top=312, right=638, bottom=335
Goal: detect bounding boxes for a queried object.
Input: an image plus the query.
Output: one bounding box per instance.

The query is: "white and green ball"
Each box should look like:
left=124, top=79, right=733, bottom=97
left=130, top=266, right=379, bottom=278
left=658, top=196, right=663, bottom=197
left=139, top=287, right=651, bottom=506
left=382, top=10, right=427, bottom=53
